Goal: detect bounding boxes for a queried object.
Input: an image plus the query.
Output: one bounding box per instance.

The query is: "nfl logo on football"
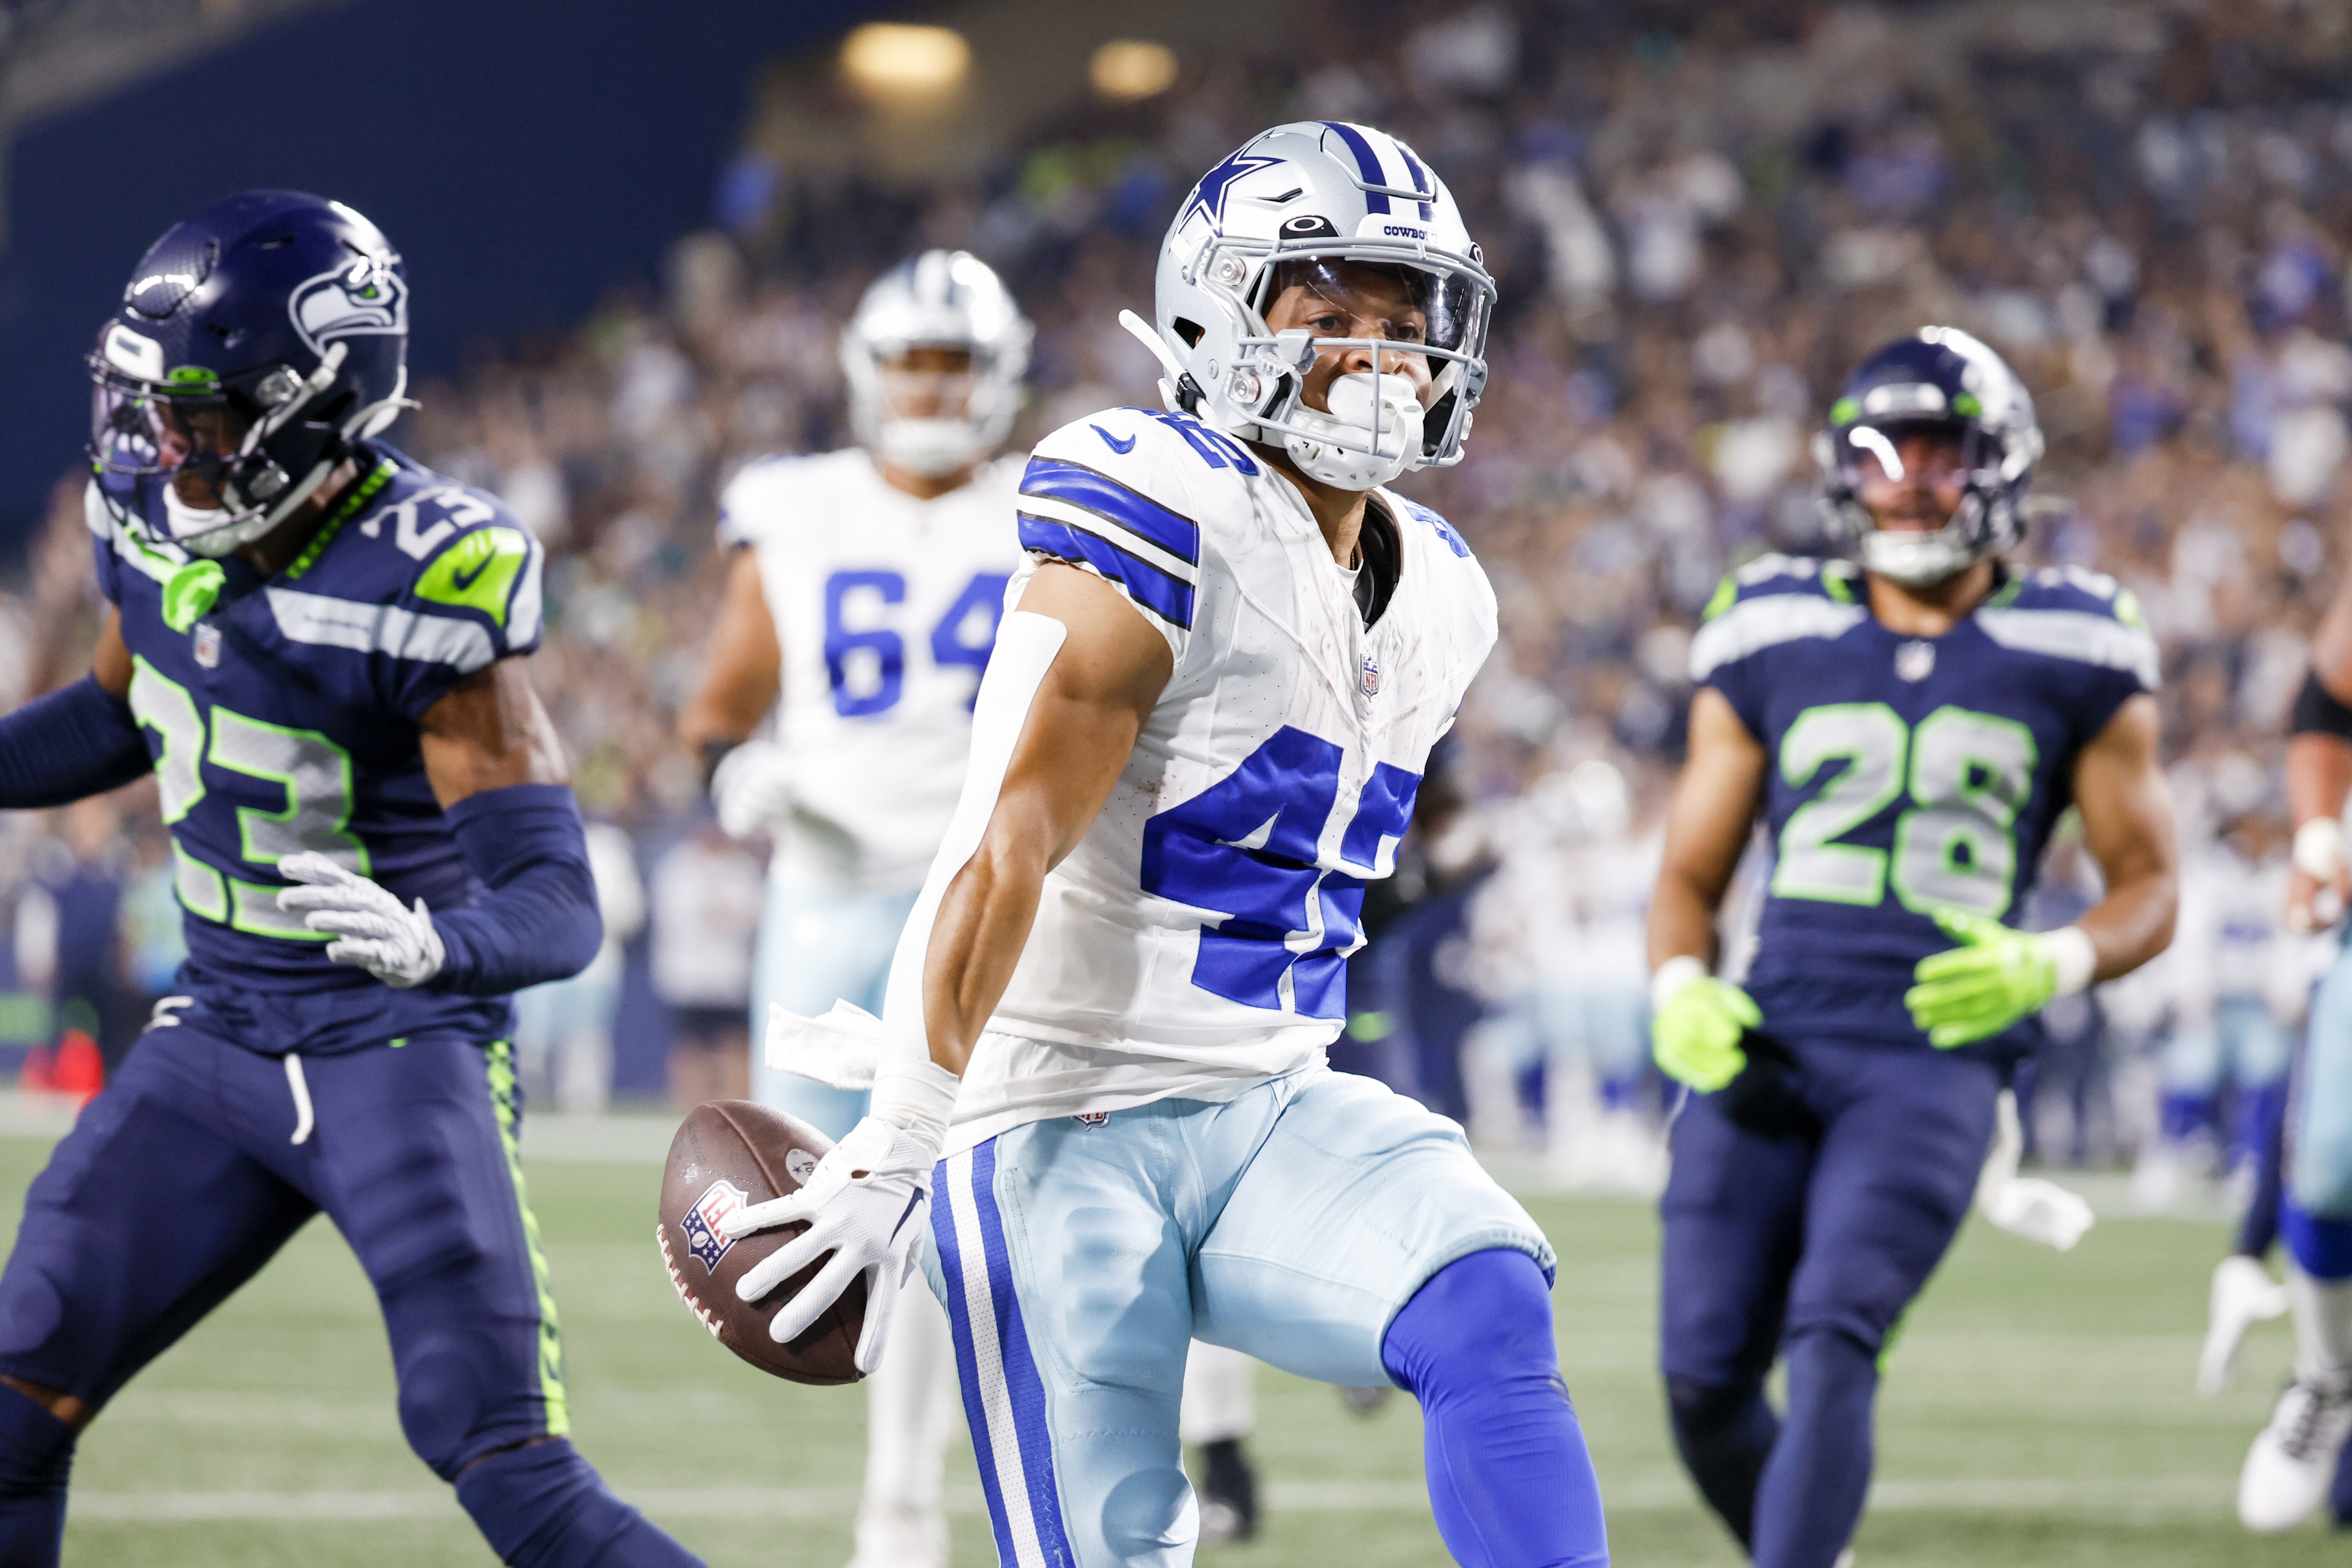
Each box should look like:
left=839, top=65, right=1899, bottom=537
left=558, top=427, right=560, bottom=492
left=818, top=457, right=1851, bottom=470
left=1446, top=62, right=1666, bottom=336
left=1360, top=655, right=1381, bottom=697
left=681, top=1179, right=747, bottom=1272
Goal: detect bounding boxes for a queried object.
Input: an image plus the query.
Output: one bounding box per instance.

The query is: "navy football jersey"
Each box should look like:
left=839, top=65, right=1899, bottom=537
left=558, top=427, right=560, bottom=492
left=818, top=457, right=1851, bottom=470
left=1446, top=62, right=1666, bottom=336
left=87, top=445, right=546, bottom=1053
left=1693, top=554, right=2158, bottom=1056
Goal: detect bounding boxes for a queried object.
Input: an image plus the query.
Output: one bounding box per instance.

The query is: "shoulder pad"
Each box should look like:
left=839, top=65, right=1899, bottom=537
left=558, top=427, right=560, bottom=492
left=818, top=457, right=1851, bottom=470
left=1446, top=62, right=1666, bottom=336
left=1976, top=566, right=2159, bottom=689
left=1386, top=493, right=1473, bottom=559
left=716, top=451, right=841, bottom=547
left=1020, top=410, right=1241, bottom=636
left=367, top=477, right=543, bottom=644
left=1690, top=555, right=1868, bottom=681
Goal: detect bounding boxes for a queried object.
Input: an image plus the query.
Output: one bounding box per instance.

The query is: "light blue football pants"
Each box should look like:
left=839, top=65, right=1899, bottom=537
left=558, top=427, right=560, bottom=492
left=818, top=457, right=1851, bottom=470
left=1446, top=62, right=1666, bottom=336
left=747, top=880, right=919, bottom=1138
left=2294, top=942, right=2352, bottom=1219
left=924, top=1066, right=1555, bottom=1567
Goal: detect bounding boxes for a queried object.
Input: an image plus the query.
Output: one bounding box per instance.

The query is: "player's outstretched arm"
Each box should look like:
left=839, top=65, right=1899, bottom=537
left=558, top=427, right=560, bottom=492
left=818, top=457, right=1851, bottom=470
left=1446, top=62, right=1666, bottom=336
left=1646, top=687, right=1768, bottom=1093
left=1908, top=693, right=2177, bottom=1047
left=918, top=561, right=1172, bottom=1073
left=2286, top=580, right=2352, bottom=928
left=0, top=611, right=153, bottom=810
left=677, top=549, right=788, bottom=839
left=278, top=657, right=603, bottom=996
left=719, top=562, right=1169, bottom=1365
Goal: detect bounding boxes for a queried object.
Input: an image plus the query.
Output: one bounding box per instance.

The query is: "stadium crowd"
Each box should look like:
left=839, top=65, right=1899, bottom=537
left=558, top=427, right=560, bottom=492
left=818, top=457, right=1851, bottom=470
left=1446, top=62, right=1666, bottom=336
left=3, top=0, right=2351, bottom=1179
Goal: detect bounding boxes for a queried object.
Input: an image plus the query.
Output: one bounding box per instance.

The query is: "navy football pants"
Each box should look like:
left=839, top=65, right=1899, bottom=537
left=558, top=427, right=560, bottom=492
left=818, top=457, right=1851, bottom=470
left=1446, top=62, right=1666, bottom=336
left=1658, top=1039, right=1999, bottom=1568
left=0, top=1020, right=699, bottom=1565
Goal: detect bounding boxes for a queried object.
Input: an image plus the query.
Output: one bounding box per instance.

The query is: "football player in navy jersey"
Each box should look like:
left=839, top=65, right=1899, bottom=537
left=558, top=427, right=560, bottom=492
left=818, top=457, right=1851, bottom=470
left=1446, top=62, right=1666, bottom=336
left=1644, top=329, right=2178, bottom=1568
left=0, top=193, right=701, bottom=1566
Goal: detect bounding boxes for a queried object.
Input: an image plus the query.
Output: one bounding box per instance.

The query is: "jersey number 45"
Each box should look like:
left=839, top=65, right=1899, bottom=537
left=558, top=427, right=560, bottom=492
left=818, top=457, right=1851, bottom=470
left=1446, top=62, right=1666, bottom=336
left=1140, top=727, right=1419, bottom=1020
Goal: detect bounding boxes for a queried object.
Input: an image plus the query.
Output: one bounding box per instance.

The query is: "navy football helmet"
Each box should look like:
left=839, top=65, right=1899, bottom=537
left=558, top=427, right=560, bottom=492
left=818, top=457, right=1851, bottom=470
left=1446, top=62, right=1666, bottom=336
left=1816, top=326, right=2043, bottom=586
left=89, top=190, right=411, bottom=556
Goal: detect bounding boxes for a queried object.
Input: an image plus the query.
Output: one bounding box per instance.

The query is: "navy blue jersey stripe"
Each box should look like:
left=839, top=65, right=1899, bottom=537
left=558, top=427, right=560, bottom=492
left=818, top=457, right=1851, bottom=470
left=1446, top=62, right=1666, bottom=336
left=1019, top=456, right=1201, bottom=566
left=1017, top=514, right=1195, bottom=630
left=1321, top=121, right=1391, bottom=214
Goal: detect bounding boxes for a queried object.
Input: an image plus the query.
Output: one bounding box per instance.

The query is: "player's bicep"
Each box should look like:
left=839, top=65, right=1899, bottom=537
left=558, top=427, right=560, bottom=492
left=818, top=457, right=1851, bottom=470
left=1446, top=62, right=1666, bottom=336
left=1657, top=686, right=1768, bottom=906
left=678, top=549, right=781, bottom=750
left=2071, top=692, right=2176, bottom=892
left=995, top=561, right=1172, bottom=868
left=418, top=656, right=568, bottom=806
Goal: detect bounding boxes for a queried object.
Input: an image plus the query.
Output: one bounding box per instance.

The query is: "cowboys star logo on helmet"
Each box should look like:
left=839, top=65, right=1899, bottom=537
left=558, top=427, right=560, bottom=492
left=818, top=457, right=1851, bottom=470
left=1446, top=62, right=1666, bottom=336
left=1118, top=120, right=1495, bottom=494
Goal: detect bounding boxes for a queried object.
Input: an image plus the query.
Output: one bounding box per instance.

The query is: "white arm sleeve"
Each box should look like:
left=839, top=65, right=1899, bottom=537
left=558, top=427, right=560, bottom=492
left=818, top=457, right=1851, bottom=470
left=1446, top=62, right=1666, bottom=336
left=865, top=610, right=1070, bottom=1138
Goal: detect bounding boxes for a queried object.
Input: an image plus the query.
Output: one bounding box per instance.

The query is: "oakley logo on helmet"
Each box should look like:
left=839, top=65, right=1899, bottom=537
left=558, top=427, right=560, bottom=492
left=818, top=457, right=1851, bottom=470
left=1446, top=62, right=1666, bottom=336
left=102, top=325, right=166, bottom=382
left=1281, top=214, right=1340, bottom=240
left=290, top=259, right=408, bottom=355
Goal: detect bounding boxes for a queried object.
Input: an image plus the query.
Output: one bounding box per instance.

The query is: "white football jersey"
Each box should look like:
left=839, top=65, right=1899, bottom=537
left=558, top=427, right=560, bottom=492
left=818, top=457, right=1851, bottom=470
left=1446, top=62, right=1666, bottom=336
left=951, top=409, right=1498, bottom=1148
left=719, top=450, right=1025, bottom=893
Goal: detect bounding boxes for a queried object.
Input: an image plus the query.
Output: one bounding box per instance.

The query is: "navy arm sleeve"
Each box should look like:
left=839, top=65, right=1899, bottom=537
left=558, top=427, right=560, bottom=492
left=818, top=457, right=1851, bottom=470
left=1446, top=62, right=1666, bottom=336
left=0, top=677, right=153, bottom=809
left=429, top=782, right=603, bottom=997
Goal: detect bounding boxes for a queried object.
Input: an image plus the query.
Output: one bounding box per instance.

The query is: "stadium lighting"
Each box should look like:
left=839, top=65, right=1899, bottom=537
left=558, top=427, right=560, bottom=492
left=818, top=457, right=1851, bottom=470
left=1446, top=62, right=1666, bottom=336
left=1091, top=40, right=1179, bottom=103
left=841, top=23, right=970, bottom=104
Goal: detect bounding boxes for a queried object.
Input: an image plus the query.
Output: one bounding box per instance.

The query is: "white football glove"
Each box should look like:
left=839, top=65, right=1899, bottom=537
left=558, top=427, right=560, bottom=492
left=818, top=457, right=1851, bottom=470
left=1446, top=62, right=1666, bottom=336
left=720, top=1115, right=935, bottom=1371
left=276, top=852, right=446, bottom=988
left=710, top=740, right=795, bottom=841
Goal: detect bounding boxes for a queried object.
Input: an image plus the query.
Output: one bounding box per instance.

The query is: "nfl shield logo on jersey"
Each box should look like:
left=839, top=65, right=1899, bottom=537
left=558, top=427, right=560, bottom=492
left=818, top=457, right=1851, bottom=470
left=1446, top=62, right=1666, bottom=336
left=681, top=1179, right=747, bottom=1272
left=193, top=623, right=222, bottom=668
left=1895, top=639, right=1936, bottom=682
left=1361, top=655, right=1382, bottom=697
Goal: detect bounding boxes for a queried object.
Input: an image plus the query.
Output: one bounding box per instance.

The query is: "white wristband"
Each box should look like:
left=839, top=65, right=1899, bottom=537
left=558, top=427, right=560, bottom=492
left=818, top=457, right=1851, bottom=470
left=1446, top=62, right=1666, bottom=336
left=2296, top=817, right=2347, bottom=881
left=1651, top=954, right=1709, bottom=1014
left=2044, top=926, right=2098, bottom=999
left=870, top=1059, right=959, bottom=1150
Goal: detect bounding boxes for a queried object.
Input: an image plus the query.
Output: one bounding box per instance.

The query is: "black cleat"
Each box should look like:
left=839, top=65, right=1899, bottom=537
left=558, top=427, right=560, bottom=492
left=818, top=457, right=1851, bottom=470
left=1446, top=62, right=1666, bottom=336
left=1196, top=1436, right=1260, bottom=1545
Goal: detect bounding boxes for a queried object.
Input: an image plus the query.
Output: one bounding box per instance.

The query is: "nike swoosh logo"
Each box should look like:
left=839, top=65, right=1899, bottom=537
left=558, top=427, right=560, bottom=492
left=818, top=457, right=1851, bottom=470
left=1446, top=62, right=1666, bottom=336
left=449, top=557, right=495, bottom=592
left=1092, top=424, right=1137, bottom=455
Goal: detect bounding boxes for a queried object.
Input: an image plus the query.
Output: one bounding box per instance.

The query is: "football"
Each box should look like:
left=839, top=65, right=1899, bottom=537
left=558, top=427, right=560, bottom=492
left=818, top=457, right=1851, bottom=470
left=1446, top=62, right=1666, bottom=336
left=657, top=1100, right=868, bottom=1385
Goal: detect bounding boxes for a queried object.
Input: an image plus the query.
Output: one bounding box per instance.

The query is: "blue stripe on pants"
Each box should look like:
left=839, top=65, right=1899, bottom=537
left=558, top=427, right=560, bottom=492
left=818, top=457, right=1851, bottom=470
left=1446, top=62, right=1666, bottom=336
left=969, top=1139, right=1073, bottom=1565
left=932, top=1152, right=1022, bottom=1568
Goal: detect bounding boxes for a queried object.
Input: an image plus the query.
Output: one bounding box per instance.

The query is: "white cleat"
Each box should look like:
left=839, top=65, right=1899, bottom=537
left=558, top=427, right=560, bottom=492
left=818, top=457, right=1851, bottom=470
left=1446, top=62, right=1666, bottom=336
left=2201, top=1255, right=2290, bottom=1396
left=2238, top=1376, right=2352, bottom=1533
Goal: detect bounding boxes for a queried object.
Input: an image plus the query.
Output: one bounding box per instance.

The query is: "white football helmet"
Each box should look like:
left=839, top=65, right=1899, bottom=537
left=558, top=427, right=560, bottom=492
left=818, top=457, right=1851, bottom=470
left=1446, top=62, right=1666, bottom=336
left=1129, top=121, right=1495, bottom=491
left=841, top=250, right=1032, bottom=478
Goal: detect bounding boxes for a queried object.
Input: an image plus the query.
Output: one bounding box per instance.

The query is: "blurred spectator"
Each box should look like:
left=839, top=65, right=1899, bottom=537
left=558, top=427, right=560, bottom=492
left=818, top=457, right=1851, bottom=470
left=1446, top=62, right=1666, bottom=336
left=513, top=820, right=647, bottom=1115
left=16, top=799, right=135, bottom=1082
left=648, top=824, right=763, bottom=1107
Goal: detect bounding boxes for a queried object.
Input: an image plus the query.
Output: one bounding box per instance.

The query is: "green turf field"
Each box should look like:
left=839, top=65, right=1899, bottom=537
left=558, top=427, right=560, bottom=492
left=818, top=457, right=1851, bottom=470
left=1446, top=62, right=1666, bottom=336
left=3, top=1125, right=2335, bottom=1566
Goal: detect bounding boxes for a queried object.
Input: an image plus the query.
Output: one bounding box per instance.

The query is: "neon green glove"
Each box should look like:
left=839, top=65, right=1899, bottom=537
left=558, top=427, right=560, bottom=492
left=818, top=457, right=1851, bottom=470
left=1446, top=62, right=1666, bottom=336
left=1651, top=958, right=1760, bottom=1093
left=1905, top=909, right=2095, bottom=1048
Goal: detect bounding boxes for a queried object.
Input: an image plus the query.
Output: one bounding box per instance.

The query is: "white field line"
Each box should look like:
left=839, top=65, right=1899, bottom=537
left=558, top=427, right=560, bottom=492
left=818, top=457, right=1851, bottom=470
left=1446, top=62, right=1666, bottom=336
left=73, top=1475, right=2236, bottom=1523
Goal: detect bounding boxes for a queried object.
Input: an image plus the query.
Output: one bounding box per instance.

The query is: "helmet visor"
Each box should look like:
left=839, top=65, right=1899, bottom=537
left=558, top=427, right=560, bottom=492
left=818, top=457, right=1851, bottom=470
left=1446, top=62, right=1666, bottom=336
left=1256, top=256, right=1481, bottom=357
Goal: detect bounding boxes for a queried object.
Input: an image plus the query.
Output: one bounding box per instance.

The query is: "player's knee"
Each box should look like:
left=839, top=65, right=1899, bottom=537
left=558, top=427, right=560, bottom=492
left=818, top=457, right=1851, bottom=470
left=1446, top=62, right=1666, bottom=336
left=1665, top=1374, right=1762, bottom=1440
left=396, top=1344, right=526, bottom=1480
left=1381, top=1248, right=1558, bottom=1400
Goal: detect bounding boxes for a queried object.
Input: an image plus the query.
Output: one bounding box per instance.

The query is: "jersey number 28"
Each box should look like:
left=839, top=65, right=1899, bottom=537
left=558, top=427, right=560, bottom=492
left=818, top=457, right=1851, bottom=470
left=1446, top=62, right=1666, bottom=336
left=1773, top=701, right=2036, bottom=919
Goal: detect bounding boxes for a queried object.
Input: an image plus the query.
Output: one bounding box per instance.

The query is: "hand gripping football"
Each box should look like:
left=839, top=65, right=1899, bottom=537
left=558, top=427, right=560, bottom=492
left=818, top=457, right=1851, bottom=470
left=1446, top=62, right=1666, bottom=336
left=657, top=1101, right=868, bottom=1384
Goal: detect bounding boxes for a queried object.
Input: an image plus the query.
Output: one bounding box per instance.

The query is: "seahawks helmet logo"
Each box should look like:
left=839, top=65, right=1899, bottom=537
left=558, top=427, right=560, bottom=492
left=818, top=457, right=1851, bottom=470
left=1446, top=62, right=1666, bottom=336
left=288, top=259, right=408, bottom=355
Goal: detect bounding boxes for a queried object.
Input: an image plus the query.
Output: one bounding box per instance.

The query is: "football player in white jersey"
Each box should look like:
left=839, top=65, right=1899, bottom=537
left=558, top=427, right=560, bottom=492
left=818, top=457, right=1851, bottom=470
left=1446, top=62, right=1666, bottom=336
left=678, top=249, right=1030, bottom=1568
left=727, top=122, right=1609, bottom=1568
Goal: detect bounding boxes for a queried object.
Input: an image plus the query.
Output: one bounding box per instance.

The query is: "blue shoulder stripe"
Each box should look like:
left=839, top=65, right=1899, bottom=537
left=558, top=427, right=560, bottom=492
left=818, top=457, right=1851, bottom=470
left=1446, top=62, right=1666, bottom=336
left=1019, top=456, right=1200, bottom=566
left=1018, top=514, right=1194, bottom=630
